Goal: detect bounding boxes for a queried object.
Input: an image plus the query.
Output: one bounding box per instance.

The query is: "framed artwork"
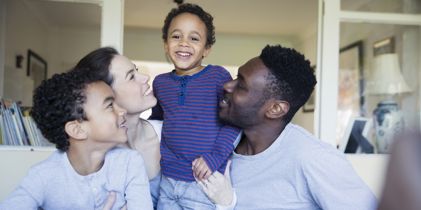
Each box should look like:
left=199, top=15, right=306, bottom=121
left=303, top=66, right=316, bottom=113
left=373, top=37, right=395, bottom=56
left=336, top=41, right=364, bottom=144
left=27, top=49, right=47, bottom=90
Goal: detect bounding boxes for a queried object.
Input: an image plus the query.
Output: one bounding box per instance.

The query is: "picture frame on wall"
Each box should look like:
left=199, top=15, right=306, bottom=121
left=373, top=37, right=395, bottom=56
left=303, top=65, right=316, bottom=112
left=27, top=49, right=47, bottom=90
left=337, top=41, right=364, bottom=144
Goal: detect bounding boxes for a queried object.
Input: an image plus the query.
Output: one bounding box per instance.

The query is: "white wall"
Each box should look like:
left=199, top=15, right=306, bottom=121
left=3, top=0, right=49, bottom=106
left=47, top=26, right=101, bottom=76
left=2, top=3, right=297, bottom=107
left=124, top=27, right=296, bottom=67
left=293, top=26, right=318, bottom=134
left=0, top=0, right=6, bottom=97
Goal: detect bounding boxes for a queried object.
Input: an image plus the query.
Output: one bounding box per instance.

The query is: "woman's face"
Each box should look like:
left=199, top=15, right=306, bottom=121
left=109, top=55, right=157, bottom=115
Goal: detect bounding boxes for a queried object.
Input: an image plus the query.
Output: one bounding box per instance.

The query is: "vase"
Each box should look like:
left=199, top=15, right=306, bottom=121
left=373, top=100, right=404, bottom=153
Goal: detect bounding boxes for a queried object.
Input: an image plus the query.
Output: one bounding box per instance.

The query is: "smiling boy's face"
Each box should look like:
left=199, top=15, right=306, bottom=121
left=81, top=81, right=128, bottom=147
left=164, top=12, right=210, bottom=75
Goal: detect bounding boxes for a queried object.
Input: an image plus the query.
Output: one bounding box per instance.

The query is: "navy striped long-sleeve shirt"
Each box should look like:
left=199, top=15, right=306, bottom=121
left=150, top=65, right=241, bottom=181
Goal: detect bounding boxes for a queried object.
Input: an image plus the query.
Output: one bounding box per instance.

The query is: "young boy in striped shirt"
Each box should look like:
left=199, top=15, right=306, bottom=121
left=149, top=3, right=240, bottom=209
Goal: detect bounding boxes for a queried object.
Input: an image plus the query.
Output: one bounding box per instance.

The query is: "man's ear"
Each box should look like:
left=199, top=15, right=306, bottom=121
left=265, top=100, right=290, bottom=119
left=64, top=120, right=87, bottom=140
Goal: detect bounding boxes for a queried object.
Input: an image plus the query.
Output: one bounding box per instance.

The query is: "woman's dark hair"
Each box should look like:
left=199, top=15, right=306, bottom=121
left=75, top=47, right=119, bottom=85
left=31, top=69, right=101, bottom=151
left=259, top=45, right=317, bottom=123
left=162, top=3, right=215, bottom=48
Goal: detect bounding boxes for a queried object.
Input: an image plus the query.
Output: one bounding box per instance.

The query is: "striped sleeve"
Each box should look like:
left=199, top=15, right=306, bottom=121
left=202, top=67, right=240, bottom=172
left=202, top=125, right=241, bottom=172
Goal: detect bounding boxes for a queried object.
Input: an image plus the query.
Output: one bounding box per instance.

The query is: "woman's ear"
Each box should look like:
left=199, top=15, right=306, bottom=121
left=64, top=120, right=87, bottom=140
left=265, top=100, right=290, bottom=119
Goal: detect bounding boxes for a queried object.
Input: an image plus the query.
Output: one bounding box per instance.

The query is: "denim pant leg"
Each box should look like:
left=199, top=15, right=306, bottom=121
left=178, top=179, right=215, bottom=210
left=157, top=175, right=215, bottom=210
left=149, top=172, right=162, bottom=210
left=157, top=175, right=182, bottom=210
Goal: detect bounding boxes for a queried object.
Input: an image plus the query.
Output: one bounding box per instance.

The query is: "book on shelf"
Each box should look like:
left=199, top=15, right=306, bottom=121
left=0, top=99, right=52, bottom=147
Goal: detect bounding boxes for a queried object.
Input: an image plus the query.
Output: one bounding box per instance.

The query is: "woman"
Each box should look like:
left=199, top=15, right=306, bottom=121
left=74, top=47, right=162, bottom=207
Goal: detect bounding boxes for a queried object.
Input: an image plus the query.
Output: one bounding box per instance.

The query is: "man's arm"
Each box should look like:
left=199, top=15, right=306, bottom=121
left=303, top=150, right=377, bottom=210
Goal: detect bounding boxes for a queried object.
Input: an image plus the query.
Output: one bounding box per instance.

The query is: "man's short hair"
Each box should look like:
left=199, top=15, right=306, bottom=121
left=259, top=45, right=317, bottom=123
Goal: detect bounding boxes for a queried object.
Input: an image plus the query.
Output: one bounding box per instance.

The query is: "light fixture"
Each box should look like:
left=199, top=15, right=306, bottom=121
left=365, top=53, right=411, bottom=153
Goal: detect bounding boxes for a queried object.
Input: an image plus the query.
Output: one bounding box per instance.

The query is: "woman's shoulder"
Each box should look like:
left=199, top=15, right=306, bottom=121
left=143, top=119, right=162, bottom=141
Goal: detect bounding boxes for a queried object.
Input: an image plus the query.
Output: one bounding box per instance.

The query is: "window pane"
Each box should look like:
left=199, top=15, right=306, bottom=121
left=338, top=22, right=420, bottom=154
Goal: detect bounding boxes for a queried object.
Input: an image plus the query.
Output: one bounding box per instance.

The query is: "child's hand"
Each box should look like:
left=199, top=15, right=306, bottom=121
left=192, top=156, right=212, bottom=180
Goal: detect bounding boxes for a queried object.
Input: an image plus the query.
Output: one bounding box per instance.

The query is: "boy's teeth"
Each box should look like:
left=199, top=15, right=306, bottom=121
left=177, top=52, right=191, bottom=57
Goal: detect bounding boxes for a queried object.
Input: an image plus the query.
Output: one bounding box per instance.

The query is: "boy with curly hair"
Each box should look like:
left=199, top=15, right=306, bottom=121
left=0, top=69, right=153, bottom=210
left=149, top=3, right=240, bottom=209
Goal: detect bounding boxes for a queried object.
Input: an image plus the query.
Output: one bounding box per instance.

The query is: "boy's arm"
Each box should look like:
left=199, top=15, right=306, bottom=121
left=201, top=68, right=241, bottom=172
left=124, top=152, right=154, bottom=210
left=1, top=170, right=44, bottom=210
left=201, top=125, right=240, bottom=172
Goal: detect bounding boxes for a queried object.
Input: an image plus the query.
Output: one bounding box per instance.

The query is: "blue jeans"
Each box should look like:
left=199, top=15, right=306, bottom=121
left=150, top=172, right=162, bottom=209
left=157, top=175, right=215, bottom=210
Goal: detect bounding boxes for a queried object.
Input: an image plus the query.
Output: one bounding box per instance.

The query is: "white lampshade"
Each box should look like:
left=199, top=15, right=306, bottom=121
left=365, top=53, right=412, bottom=95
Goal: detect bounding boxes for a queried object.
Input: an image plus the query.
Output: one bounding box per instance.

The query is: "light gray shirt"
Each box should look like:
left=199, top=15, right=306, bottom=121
left=0, top=147, right=153, bottom=210
left=229, top=123, right=377, bottom=210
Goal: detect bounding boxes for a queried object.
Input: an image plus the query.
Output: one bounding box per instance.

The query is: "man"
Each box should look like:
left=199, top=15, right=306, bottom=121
left=200, top=45, right=377, bottom=210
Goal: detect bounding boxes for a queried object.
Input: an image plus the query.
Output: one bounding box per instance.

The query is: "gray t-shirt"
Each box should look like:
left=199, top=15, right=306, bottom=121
left=0, top=147, right=153, bottom=210
left=229, top=123, right=377, bottom=210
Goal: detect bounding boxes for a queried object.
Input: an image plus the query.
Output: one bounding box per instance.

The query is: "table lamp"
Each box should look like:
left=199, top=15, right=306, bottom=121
left=365, top=53, right=411, bottom=153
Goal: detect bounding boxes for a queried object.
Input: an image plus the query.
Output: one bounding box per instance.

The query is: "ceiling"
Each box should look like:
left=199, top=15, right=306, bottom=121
left=27, top=0, right=320, bottom=36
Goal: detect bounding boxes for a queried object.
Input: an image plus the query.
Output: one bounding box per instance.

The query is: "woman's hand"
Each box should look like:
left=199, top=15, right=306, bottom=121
left=196, top=160, right=235, bottom=206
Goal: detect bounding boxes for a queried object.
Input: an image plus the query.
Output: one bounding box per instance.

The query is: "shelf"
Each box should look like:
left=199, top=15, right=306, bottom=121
left=0, top=145, right=55, bottom=152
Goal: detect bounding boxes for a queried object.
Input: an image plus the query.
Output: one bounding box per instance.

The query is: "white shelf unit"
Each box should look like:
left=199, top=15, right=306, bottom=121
left=0, top=146, right=56, bottom=201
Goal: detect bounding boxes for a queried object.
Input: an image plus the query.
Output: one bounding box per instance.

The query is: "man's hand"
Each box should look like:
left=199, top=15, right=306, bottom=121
left=192, top=156, right=212, bottom=180
left=196, top=160, right=235, bottom=206
left=102, top=192, right=127, bottom=210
